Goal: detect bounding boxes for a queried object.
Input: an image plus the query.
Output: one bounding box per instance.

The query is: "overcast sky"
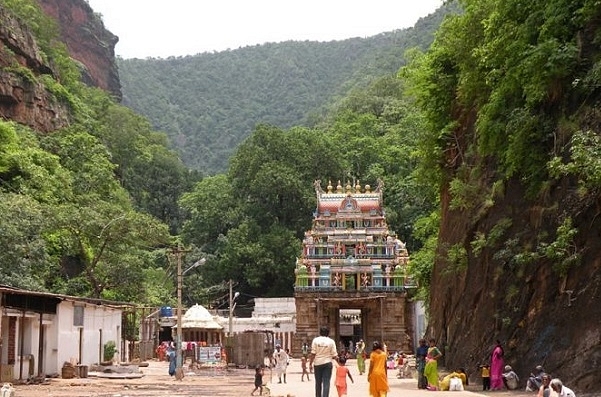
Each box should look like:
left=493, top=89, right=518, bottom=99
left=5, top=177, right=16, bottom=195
left=85, top=0, right=443, bottom=59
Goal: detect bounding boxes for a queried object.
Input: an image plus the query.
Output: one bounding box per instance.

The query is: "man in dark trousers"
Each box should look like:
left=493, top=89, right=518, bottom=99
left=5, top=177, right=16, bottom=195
left=416, top=338, right=429, bottom=389
left=309, top=326, right=338, bottom=397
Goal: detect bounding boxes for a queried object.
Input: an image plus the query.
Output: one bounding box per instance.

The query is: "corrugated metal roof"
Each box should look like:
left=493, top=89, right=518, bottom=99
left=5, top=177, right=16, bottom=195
left=0, top=284, right=135, bottom=309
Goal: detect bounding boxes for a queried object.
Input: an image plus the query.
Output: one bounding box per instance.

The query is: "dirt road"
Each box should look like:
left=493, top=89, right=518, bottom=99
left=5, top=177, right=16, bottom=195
left=10, top=358, right=536, bottom=397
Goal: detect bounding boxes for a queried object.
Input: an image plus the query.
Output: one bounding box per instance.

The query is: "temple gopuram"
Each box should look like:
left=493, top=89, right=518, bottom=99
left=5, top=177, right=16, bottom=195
left=294, top=179, right=416, bottom=354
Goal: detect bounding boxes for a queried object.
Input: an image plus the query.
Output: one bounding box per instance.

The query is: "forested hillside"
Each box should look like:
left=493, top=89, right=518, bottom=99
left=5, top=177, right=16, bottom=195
left=117, top=3, right=456, bottom=173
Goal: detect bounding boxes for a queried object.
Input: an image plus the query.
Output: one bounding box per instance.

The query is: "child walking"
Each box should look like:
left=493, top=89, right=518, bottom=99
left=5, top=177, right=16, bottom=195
left=301, top=356, right=311, bottom=382
left=251, top=365, right=264, bottom=396
left=335, top=356, right=354, bottom=397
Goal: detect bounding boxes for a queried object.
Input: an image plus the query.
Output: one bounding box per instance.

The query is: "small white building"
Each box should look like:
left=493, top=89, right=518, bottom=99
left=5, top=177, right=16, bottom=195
left=173, top=303, right=223, bottom=345
left=0, top=285, right=130, bottom=381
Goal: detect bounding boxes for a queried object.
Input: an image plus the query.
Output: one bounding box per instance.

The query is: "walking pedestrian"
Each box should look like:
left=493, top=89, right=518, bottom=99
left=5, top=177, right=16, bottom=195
left=251, top=365, right=264, bottom=396
left=335, top=356, right=354, bottom=397
left=368, top=341, right=389, bottom=397
left=309, top=326, right=338, bottom=397
left=166, top=344, right=176, bottom=376
left=301, top=355, right=311, bottom=382
left=273, top=344, right=289, bottom=384
left=355, top=339, right=366, bottom=375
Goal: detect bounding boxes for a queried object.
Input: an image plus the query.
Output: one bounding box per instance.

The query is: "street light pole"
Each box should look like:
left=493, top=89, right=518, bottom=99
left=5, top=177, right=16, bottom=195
left=176, top=248, right=183, bottom=376
left=183, top=258, right=205, bottom=276
left=169, top=244, right=189, bottom=380
left=228, top=279, right=240, bottom=337
left=228, top=279, right=233, bottom=337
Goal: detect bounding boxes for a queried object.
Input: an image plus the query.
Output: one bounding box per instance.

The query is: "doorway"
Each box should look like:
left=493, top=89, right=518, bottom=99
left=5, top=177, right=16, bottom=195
left=338, top=309, right=363, bottom=356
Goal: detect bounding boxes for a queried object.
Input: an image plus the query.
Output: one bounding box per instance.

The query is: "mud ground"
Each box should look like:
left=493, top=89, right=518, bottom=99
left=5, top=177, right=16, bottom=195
left=7, top=358, right=546, bottom=397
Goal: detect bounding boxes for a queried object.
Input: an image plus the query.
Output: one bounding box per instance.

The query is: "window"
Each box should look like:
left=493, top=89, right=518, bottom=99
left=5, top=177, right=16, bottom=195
left=73, top=305, right=84, bottom=327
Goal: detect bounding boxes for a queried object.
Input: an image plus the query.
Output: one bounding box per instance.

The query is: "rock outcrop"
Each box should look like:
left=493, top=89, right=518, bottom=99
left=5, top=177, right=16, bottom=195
left=0, top=6, right=69, bottom=132
left=0, top=0, right=121, bottom=133
left=38, top=0, right=121, bottom=100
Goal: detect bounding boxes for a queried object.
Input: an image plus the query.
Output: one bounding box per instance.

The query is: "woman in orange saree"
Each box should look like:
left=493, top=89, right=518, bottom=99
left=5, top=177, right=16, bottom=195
left=368, top=341, right=389, bottom=397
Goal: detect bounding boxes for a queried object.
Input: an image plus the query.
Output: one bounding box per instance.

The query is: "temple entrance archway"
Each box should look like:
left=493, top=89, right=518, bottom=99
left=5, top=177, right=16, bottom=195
left=294, top=293, right=412, bottom=356
left=338, top=309, right=362, bottom=355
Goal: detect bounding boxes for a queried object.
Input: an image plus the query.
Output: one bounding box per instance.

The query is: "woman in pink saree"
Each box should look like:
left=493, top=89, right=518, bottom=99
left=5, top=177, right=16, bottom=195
left=490, top=340, right=505, bottom=390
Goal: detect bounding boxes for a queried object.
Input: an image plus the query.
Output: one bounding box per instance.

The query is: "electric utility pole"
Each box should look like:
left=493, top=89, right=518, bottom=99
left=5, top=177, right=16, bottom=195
left=168, top=244, right=189, bottom=380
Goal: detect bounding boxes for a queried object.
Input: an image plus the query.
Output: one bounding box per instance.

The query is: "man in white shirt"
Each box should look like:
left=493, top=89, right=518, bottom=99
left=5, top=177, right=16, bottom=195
left=309, top=326, right=338, bottom=397
left=273, top=344, right=289, bottom=384
left=550, top=378, right=576, bottom=397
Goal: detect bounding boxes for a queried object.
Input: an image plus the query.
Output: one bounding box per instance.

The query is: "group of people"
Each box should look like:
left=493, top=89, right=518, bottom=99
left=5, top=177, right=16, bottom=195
left=304, top=326, right=388, bottom=397
left=415, top=337, right=443, bottom=391
left=487, top=341, right=576, bottom=396
left=412, top=338, right=577, bottom=396
left=475, top=341, right=575, bottom=397
left=525, top=366, right=576, bottom=397
left=252, top=333, right=577, bottom=397
left=252, top=344, right=291, bottom=395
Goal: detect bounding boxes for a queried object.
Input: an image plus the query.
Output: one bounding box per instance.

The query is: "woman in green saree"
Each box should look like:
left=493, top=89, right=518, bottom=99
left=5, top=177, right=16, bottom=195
left=424, top=338, right=442, bottom=390
left=355, top=339, right=366, bottom=375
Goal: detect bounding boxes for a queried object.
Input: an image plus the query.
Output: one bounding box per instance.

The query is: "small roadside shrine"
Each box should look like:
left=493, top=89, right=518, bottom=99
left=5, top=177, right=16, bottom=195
left=173, top=304, right=224, bottom=365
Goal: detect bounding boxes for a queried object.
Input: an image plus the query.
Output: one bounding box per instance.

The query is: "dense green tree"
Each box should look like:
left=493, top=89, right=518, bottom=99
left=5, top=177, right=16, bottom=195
left=36, top=127, right=172, bottom=299
left=0, top=192, right=49, bottom=290
left=46, top=204, right=170, bottom=300
left=179, top=174, right=238, bottom=250
left=201, top=221, right=300, bottom=298
left=0, top=122, right=67, bottom=290
left=86, top=97, right=200, bottom=233
left=0, top=112, right=176, bottom=302
left=229, top=124, right=346, bottom=235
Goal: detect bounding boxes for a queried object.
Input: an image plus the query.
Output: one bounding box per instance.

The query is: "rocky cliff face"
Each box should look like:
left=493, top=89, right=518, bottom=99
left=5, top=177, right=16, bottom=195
left=427, top=123, right=601, bottom=394
left=0, top=6, right=69, bottom=132
left=38, top=0, right=121, bottom=100
left=0, top=0, right=120, bottom=133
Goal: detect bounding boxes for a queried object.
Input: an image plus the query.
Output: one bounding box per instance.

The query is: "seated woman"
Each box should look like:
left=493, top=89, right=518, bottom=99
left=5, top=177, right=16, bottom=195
left=440, top=370, right=467, bottom=391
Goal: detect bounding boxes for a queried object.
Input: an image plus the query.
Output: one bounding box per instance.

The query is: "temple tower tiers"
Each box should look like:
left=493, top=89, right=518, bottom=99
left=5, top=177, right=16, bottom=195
left=294, top=179, right=415, bottom=355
